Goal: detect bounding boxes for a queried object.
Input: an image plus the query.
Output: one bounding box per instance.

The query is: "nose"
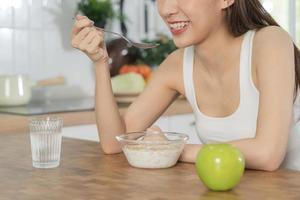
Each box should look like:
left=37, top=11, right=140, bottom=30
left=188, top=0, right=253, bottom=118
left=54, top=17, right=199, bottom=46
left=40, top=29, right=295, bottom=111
left=157, top=0, right=179, bottom=19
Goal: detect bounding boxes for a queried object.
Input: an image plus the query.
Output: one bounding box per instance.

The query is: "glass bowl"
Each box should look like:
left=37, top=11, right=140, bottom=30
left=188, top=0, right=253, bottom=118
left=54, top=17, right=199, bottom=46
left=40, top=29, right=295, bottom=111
left=116, top=131, right=189, bottom=169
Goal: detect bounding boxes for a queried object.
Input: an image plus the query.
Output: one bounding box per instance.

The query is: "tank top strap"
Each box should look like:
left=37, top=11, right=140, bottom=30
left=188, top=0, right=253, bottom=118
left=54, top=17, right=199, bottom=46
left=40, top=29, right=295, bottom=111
left=183, top=46, right=198, bottom=112
left=239, top=30, right=258, bottom=102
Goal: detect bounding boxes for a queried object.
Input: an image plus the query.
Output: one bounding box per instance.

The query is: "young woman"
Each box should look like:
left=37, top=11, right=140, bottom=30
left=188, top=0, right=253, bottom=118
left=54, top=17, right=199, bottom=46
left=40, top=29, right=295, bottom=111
left=71, top=0, right=300, bottom=171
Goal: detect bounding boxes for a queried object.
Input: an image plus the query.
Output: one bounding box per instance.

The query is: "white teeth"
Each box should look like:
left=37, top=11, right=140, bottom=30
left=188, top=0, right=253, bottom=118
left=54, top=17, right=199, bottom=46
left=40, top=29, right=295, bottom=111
left=169, top=22, right=189, bottom=30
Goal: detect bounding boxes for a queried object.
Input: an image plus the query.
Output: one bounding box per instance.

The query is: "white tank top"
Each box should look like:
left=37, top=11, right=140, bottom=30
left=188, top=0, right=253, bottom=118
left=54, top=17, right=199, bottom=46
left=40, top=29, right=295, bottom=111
left=183, top=30, right=259, bottom=144
left=183, top=30, right=300, bottom=170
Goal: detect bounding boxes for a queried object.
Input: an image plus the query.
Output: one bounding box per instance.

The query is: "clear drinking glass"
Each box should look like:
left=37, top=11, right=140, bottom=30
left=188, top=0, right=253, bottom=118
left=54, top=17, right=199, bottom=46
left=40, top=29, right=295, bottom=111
left=29, top=116, right=63, bottom=169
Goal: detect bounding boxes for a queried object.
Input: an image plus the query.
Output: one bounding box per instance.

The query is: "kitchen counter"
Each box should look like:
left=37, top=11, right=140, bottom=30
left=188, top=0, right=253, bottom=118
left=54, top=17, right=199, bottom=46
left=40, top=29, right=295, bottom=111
left=1, top=131, right=300, bottom=200
left=0, top=99, right=192, bottom=134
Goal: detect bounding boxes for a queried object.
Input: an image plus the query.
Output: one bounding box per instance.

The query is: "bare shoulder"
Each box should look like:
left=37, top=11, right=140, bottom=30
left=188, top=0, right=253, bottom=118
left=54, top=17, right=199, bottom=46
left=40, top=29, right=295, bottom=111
left=154, top=48, right=185, bottom=92
left=252, top=26, right=295, bottom=91
left=255, top=26, right=292, bottom=42
left=157, top=48, right=184, bottom=72
left=254, top=26, right=294, bottom=58
left=253, top=26, right=294, bottom=70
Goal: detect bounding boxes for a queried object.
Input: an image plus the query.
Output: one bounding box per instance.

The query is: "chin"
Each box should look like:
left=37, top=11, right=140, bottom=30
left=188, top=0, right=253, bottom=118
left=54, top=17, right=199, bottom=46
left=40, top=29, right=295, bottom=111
left=173, top=38, right=195, bottom=48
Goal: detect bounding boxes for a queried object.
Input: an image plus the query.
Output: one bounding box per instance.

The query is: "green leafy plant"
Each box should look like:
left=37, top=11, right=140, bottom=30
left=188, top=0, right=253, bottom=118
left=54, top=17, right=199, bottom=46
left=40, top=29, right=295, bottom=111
left=137, top=34, right=177, bottom=67
left=77, top=0, right=116, bottom=27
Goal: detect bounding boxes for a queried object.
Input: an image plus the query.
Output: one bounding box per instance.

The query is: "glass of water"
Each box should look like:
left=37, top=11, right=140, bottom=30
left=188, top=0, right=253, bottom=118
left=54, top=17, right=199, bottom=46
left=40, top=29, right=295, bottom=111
left=29, top=116, right=63, bottom=169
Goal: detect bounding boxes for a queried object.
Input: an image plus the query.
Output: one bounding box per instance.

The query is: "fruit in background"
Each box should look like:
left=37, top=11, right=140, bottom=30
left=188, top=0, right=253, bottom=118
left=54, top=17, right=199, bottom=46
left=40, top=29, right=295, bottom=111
left=111, top=72, right=146, bottom=94
left=119, top=65, right=139, bottom=74
left=119, top=64, right=152, bottom=81
left=195, top=144, right=245, bottom=191
left=137, top=64, right=152, bottom=81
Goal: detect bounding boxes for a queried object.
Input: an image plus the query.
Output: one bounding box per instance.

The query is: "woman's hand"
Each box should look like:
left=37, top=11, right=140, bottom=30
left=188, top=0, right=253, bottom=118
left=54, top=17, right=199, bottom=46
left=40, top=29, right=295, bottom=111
left=179, top=144, right=202, bottom=163
left=71, top=15, right=109, bottom=64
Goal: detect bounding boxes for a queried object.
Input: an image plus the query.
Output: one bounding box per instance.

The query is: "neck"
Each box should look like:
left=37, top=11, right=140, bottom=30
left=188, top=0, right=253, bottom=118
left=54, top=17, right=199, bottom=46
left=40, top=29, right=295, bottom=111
left=194, top=25, right=242, bottom=78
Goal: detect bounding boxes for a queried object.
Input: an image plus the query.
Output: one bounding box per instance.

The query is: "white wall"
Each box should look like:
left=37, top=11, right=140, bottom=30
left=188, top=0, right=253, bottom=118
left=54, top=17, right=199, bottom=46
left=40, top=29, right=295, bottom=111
left=0, top=0, right=168, bottom=101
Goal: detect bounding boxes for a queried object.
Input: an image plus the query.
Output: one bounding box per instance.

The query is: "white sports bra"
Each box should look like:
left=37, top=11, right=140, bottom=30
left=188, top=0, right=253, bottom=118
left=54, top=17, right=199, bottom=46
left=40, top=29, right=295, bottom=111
left=183, top=30, right=259, bottom=144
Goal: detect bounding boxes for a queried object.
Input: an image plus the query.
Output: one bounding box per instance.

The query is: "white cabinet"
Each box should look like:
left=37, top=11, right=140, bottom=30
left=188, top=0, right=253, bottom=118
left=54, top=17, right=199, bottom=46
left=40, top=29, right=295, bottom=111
left=63, top=124, right=99, bottom=142
left=62, top=113, right=201, bottom=144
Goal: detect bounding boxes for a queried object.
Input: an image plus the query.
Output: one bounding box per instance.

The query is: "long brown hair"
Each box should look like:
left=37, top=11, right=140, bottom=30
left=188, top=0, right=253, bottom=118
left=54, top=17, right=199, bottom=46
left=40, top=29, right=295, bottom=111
left=225, top=0, right=300, bottom=100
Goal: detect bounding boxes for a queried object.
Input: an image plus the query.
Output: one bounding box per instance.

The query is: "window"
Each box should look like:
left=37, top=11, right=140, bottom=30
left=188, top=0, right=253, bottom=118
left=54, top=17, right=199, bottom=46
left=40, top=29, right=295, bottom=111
left=297, top=0, right=300, bottom=46
left=261, top=0, right=300, bottom=47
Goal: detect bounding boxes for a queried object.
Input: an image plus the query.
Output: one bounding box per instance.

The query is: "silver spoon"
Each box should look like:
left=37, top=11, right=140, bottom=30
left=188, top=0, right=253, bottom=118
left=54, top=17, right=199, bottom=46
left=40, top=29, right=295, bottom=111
left=72, top=16, right=159, bottom=49
left=94, top=27, right=159, bottom=49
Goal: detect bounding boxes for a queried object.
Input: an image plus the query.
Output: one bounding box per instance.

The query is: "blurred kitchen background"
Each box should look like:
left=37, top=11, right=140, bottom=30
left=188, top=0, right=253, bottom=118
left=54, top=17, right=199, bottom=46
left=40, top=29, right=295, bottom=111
left=0, top=0, right=299, bottom=109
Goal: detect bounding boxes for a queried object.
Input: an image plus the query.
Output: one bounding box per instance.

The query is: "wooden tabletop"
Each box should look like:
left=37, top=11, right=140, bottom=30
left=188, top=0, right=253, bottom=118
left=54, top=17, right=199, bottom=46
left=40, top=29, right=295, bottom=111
left=1, top=132, right=300, bottom=200
left=0, top=99, right=192, bottom=134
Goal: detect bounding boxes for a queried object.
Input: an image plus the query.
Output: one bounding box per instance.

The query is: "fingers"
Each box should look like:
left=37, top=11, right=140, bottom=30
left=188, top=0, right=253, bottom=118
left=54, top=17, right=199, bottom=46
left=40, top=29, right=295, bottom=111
left=71, top=16, right=108, bottom=62
left=71, top=15, right=94, bottom=36
left=85, top=33, right=101, bottom=54
left=73, top=29, right=104, bottom=54
left=75, top=14, right=87, bottom=21
left=79, top=29, right=98, bottom=51
left=88, top=31, right=105, bottom=49
left=71, top=27, right=91, bottom=48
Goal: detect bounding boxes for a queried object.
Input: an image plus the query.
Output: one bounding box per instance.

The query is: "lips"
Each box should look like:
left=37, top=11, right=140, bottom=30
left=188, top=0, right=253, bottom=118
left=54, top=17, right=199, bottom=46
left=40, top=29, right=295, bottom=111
left=168, top=21, right=191, bottom=36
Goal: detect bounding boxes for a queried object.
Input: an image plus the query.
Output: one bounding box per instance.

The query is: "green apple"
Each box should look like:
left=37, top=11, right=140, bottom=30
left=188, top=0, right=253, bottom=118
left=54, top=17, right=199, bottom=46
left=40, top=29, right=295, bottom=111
left=195, top=143, right=245, bottom=191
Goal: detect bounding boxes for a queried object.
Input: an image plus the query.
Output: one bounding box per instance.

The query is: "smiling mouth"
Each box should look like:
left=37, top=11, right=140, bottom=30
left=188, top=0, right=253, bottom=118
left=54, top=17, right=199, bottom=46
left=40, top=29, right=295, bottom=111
left=169, top=21, right=190, bottom=30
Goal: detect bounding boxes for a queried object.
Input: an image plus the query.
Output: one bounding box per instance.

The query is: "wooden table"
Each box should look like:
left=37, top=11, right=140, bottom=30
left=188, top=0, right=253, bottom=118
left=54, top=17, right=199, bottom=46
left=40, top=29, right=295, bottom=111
left=1, top=132, right=300, bottom=200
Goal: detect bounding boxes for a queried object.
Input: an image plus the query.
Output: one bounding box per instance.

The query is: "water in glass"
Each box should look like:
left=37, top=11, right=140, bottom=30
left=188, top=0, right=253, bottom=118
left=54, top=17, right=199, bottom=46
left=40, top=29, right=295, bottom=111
left=29, top=117, right=63, bottom=168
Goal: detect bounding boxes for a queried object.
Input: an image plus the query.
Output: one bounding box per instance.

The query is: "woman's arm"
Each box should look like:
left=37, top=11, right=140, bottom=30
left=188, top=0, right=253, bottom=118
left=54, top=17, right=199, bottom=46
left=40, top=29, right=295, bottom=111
left=95, top=50, right=183, bottom=154
left=180, top=27, right=295, bottom=171
left=94, top=60, right=127, bottom=154
left=71, top=16, right=183, bottom=155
